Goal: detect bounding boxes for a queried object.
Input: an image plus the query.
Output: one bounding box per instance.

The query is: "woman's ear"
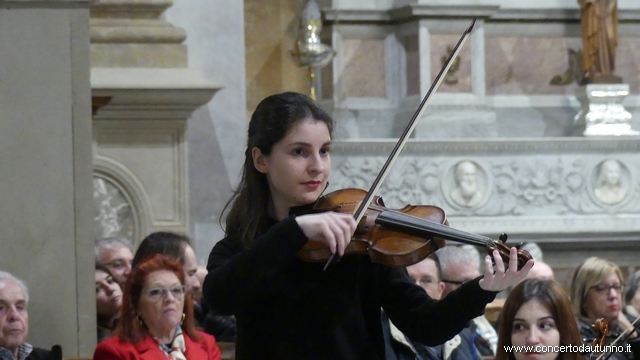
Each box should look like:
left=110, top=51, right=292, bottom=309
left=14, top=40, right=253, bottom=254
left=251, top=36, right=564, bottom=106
left=252, top=147, right=268, bottom=174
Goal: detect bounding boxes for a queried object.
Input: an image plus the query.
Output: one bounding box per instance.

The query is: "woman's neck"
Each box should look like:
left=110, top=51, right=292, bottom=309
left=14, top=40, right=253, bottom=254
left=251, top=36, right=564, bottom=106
left=268, top=198, right=290, bottom=221
left=149, top=326, right=177, bottom=345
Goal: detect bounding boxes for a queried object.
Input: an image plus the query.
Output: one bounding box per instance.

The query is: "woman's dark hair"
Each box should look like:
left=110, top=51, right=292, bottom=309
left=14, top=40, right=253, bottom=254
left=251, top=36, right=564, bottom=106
left=496, top=279, right=584, bottom=360
left=132, top=231, right=191, bottom=268
left=116, top=254, right=199, bottom=344
left=222, top=92, right=333, bottom=247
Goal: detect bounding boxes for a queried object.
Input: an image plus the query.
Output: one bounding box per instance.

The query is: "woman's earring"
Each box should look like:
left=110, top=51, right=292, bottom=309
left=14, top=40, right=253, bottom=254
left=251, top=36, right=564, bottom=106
left=181, top=313, right=186, bottom=324
left=137, top=314, right=144, bottom=326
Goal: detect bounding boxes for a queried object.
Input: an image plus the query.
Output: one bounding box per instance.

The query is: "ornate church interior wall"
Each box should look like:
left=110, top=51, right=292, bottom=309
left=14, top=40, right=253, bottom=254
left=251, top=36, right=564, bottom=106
left=312, top=0, right=640, bottom=290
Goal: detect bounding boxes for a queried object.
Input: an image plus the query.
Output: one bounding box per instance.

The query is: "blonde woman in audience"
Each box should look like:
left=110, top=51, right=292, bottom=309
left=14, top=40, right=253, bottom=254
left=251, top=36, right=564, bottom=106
left=93, top=254, right=220, bottom=360
left=495, top=278, right=583, bottom=360
left=570, top=257, right=640, bottom=360
left=95, top=264, right=122, bottom=343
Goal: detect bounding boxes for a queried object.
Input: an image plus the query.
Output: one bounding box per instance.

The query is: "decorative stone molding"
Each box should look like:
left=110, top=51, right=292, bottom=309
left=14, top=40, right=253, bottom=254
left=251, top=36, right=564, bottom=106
left=90, top=0, right=187, bottom=67
left=92, top=67, right=221, bottom=243
left=327, top=138, right=640, bottom=242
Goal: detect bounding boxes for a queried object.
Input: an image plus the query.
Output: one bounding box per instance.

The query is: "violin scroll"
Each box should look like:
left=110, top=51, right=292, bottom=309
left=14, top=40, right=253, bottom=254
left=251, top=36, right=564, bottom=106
left=485, top=239, right=532, bottom=271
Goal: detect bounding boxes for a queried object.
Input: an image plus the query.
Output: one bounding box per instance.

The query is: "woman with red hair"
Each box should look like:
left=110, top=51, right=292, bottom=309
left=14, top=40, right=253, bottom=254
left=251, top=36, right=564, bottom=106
left=93, top=254, right=220, bottom=360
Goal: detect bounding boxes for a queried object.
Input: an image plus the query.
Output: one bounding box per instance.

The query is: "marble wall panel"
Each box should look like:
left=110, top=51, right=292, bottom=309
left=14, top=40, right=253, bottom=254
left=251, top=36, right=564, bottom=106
left=430, top=33, right=472, bottom=93
left=486, top=36, right=582, bottom=95
left=245, top=0, right=309, bottom=113
left=405, top=34, right=420, bottom=96
left=616, top=37, right=640, bottom=93
left=342, top=38, right=386, bottom=98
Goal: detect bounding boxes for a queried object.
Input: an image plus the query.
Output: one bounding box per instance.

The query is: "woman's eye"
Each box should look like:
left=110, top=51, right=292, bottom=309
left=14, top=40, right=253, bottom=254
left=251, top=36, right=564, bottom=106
left=320, top=147, right=330, bottom=155
left=540, top=321, right=555, bottom=330
left=512, top=323, right=525, bottom=332
left=293, top=148, right=304, bottom=155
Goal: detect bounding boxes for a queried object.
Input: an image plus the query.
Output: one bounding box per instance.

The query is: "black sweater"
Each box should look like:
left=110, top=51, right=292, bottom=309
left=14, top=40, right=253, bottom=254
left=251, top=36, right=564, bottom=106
left=203, top=216, right=496, bottom=360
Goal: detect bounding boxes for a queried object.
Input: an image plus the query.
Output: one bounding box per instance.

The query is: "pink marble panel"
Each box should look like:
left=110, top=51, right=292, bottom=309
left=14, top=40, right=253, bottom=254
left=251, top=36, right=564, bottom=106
left=405, top=34, right=420, bottom=96
left=430, top=34, right=472, bottom=93
left=485, top=37, right=583, bottom=95
left=343, top=38, right=386, bottom=98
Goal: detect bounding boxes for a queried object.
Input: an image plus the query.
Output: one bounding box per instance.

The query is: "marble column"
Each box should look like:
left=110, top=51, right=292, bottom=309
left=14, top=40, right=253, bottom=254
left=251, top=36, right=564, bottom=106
left=90, top=0, right=219, bottom=246
left=0, top=0, right=94, bottom=357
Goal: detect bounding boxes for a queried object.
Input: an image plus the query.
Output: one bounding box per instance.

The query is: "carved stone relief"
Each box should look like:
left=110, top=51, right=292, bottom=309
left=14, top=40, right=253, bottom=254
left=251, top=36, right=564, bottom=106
left=592, top=159, right=629, bottom=206
left=93, top=176, right=135, bottom=241
left=329, top=155, right=640, bottom=217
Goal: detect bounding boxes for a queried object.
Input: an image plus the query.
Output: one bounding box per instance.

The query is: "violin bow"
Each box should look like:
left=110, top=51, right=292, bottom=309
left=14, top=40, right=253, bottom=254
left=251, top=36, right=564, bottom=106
left=324, top=19, right=477, bottom=270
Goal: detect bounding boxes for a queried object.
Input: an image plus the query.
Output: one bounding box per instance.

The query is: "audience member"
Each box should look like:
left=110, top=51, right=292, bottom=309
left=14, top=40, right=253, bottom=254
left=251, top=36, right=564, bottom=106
left=570, top=257, right=640, bottom=360
left=193, top=266, right=208, bottom=305
left=0, top=271, right=62, bottom=360
left=521, top=243, right=554, bottom=281
left=95, top=237, right=134, bottom=287
left=437, top=245, right=498, bottom=356
left=495, top=278, right=583, bottom=360
left=93, top=254, right=220, bottom=359
left=132, top=231, right=199, bottom=292
left=132, top=232, right=237, bottom=342
left=392, top=253, right=482, bottom=360
left=95, top=264, right=122, bottom=343
left=624, top=270, right=640, bottom=318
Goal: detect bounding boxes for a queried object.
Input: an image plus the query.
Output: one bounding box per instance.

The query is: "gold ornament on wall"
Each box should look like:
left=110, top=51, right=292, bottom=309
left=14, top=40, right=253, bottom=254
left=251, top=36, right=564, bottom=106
left=441, top=45, right=461, bottom=85
left=289, top=0, right=335, bottom=101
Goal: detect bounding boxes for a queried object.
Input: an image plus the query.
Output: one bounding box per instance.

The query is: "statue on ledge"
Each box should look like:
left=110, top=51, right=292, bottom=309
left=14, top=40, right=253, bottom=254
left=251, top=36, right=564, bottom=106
left=578, top=0, right=622, bottom=84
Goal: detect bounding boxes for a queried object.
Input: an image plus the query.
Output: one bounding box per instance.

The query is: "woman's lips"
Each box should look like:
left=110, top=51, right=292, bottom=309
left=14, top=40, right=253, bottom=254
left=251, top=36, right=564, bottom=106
left=302, top=181, right=321, bottom=189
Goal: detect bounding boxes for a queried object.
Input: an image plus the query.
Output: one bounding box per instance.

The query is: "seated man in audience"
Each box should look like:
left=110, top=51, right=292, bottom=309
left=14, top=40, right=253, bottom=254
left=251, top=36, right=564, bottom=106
left=0, top=271, right=61, bottom=360
left=398, top=254, right=482, bottom=360
left=521, top=242, right=554, bottom=281
left=437, top=246, right=498, bottom=357
left=94, top=237, right=134, bottom=287
left=524, top=261, right=554, bottom=280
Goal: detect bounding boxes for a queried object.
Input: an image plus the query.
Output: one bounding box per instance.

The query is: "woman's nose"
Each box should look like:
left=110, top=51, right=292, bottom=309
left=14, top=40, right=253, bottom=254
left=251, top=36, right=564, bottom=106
left=526, top=328, right=540, bottom=344
left=308, top=153, right=325, bottom=173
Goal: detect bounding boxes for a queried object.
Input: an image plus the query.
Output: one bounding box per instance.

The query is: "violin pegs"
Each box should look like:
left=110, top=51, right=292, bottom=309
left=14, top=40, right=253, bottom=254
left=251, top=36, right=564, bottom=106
left=499, top=233, right=508, bottom=243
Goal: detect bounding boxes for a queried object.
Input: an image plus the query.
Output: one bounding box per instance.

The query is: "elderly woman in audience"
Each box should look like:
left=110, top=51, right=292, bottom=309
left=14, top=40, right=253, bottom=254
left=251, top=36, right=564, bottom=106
left=95, top=264, right=122, bottom=343
left=624, top=270, right=640, bottom=318
left=93, top=254, right=220, bottom=360
left=570, top=257, right=640, bottom=360
left=496, top=278, right=583, bottom=360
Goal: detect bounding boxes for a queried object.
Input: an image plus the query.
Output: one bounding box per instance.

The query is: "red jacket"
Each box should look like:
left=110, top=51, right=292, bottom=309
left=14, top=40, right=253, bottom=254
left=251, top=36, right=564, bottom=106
left=93, top=331, right=221, bottom=360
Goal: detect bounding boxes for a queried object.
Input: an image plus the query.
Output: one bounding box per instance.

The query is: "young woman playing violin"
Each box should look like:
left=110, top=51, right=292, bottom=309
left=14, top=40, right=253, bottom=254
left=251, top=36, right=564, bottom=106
left=202, top=92, right=534, bottom=359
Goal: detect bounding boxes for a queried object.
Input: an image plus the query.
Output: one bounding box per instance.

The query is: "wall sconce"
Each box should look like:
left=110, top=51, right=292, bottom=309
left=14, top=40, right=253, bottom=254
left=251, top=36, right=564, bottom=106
left=289, top=0, right=335, bottom=101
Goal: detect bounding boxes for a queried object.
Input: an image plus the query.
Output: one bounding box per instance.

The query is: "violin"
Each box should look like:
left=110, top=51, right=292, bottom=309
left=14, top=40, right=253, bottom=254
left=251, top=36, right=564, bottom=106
left=589, top=316, right=640, bottom=360
left=293, top=188, right=532, bottom=269
left=591, top=318, right=609, bottom=359
left=292, top=19, right=532, bottom=270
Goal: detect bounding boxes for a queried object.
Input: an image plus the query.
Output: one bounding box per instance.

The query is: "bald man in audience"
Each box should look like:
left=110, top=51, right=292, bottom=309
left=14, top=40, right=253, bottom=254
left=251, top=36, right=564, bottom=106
left=524, top=261, right=554, bottom=280
left=0, top=271, right=61, bottom=360
left=94, top=237, right=134, bottom=287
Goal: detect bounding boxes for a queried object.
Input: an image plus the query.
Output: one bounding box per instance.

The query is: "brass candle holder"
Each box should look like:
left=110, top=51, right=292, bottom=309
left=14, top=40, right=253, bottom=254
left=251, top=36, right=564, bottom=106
left=289, top=0, right=335, bottom=101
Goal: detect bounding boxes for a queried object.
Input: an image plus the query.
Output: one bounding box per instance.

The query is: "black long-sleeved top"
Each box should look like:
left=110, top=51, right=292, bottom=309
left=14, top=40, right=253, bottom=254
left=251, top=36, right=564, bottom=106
left=203, top=216, right=496, bottom=360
